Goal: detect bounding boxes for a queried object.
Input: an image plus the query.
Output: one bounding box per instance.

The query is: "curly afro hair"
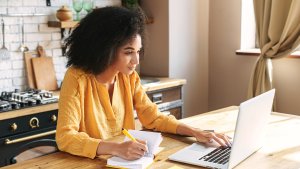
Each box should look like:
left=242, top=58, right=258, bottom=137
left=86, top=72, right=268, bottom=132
left=65, top=6, right=146, bottom=74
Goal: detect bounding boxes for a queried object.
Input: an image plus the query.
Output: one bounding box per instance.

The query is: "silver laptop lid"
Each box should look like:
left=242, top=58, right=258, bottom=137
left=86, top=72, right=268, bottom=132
left=228, top=89, right=275, bottom=169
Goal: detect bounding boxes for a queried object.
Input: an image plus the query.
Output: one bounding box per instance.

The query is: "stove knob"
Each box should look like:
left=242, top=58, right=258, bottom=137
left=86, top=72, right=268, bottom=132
left=51, top=114, right=57, bottom=122
left=20, top=101, right=28, bottom=107
left=36, top=99, right=42, bottom=104
left=28, top=99, right=36, bottom=106
left=11, top=102, right=20, bottom=110
left=10, top=123, right=18, bottom=131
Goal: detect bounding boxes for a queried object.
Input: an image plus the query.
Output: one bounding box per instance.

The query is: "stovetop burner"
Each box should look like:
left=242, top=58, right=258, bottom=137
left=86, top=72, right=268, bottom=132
left=0, top=89, right=58, bottom=112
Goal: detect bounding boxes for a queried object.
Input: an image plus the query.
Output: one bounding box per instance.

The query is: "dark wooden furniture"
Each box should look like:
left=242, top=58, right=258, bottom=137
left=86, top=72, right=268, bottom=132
left=0, top=104, right=58, bottom=167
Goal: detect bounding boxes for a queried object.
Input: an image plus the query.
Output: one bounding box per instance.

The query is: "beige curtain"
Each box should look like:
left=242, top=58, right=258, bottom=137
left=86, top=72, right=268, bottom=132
left=248, top=0, right=300, bottom=101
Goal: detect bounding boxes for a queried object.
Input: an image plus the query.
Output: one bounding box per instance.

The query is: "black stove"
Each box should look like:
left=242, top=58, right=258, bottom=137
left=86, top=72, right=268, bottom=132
left=0, top=89, right=58, bottom=113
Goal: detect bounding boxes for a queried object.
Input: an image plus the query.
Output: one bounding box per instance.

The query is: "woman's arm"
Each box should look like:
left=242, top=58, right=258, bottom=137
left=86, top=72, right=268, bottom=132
left=131, top=72, right=179, bottom=134
left=176, top=123, right=231, bottom=147
left=56, top=69, right=102, bottom=159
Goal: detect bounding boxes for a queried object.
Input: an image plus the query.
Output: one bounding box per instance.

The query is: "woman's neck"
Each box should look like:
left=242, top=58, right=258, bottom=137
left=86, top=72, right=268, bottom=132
left=95, top=68, right=118, bottom=86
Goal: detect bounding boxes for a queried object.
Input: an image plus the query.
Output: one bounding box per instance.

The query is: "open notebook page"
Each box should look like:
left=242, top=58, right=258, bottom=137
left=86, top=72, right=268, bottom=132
left=107, top=130, right=163, bottom=169
left=124, top=130, right=163, bottom=157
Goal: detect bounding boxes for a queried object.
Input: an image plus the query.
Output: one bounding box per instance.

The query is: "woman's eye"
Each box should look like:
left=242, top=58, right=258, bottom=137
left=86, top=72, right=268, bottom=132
left=125, top=50, right=134, bottom=55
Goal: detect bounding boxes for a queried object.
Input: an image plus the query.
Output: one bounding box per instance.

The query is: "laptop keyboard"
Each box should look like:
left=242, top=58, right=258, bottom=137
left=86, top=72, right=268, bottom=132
left=199, top=147, right=231, bottom=165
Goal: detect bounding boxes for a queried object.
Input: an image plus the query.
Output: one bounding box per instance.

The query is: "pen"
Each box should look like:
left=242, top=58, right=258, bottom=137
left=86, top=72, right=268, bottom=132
left=122, top=128, right=136, bottom=142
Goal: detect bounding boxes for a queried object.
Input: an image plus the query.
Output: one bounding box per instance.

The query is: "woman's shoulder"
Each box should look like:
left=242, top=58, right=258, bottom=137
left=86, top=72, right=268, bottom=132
left=65, top=66, right=90, bottom=79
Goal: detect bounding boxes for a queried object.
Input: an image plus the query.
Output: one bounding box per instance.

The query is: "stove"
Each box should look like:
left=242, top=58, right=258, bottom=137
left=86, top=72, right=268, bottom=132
left=0, top=89, right=59, bottom=167
left=0, top=89, right=58, bottom=113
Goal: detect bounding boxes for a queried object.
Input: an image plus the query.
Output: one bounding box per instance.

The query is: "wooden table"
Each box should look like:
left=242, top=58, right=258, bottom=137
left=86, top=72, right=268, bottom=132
left=3, top=106, right=300, bottom=169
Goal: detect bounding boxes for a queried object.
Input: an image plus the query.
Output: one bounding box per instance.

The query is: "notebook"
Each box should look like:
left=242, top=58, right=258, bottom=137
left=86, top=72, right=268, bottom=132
left=168, top=89, right=275, bottom=169
left=107, top=130, right=163, bottom=169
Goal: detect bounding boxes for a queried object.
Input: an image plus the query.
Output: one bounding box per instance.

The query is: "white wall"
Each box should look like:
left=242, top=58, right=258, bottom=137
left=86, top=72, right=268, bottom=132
left=169, top=0, right=209, bottom=117
left=0, top=0, right=120, bottom=92
left=209, top=0, right=254, bottom=111
left=140, top=0, right=209, bottom=117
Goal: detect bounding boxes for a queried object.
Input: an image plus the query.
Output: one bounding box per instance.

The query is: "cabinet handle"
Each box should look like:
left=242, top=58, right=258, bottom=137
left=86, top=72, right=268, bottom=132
left=10, top=123, right=18, bottom=131
left=29, top=117, right=39, bottom=128
left=51, top=114, right=57, bottom=122
left=4, top=130, right=56, bottom=145
left=152, top=93, right=163, bottom=104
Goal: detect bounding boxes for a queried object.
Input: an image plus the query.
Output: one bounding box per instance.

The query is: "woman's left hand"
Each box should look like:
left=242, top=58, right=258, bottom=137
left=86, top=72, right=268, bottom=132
left=192, top=129, right=232, bottom=147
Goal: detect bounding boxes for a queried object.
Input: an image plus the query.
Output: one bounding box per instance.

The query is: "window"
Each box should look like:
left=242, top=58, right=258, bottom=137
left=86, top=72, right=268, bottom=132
left=238, top=0, right=300, bottom=56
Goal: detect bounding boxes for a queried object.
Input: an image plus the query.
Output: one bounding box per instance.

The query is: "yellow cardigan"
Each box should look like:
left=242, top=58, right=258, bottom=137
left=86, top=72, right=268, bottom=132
left=56, top=67, right=179, bottom=158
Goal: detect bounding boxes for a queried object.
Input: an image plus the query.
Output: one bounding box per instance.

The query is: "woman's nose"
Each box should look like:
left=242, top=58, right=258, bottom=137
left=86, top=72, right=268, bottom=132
left=131, top=53, right=139, bottom=65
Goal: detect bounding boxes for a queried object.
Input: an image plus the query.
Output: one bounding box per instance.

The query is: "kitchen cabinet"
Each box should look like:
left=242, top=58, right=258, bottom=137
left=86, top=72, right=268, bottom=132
left=0, top=104, right=58, bottom=167
left=147, top=86, right=183, bottom=119
left=135, top=86, right=184, bottom=130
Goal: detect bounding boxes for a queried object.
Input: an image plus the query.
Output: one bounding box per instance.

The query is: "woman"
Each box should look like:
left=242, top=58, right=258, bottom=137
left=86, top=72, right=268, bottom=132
left=56, top=6, right=231, bottom=160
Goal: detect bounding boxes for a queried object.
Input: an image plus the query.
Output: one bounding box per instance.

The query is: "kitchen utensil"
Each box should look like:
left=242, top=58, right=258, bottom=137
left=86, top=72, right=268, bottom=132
left=19, top=18, right=29, bottom=52
left=24, top=51, right=37, bottom=89
left=0, top=18, right=10, bottom=60
left=31, top=45, right=58, bottom=90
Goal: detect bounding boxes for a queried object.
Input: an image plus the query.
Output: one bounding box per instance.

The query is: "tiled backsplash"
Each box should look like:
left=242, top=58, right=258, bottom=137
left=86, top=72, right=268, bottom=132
left=0, top=0, right=121, bottom=92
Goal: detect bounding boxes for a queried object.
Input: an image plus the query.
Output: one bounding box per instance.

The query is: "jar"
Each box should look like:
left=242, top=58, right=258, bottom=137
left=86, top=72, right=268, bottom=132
left=56, top=6, right=73, bottom=21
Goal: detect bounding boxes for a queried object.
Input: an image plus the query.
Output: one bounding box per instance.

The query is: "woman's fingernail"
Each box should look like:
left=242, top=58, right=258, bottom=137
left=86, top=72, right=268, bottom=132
left=209, top=139, right=213, bottom=143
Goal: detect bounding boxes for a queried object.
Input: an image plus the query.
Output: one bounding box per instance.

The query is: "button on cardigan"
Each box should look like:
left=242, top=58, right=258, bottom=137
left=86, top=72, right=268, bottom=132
left=56, top=67, right=179, bottom=158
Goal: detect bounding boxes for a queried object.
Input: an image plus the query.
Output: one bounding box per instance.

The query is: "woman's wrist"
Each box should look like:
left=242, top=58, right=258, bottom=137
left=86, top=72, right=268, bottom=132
left=176, top=123, right=199, bottom=137
left=190, top=127, right=201, bottom=137
left=96, top=141, right=120, bottom=156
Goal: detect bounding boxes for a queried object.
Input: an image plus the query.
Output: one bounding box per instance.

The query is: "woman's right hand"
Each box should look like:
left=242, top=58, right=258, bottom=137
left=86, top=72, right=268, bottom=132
left=114, top=139, right=148, bottom=160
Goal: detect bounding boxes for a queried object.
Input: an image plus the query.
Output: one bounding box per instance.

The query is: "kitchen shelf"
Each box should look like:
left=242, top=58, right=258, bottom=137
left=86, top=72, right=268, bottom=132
left=48, top=18, right=151, bottom=28
left=47, top=21, right=79, bottom=28
left=48, top=21, right=79, bottom=56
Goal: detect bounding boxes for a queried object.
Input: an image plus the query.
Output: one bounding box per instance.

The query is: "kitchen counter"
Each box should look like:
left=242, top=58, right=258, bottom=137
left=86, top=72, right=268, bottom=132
left=0, top=78, right=186, bottom=121
left=141, top=77, right=186, bottom=92
left=4, top=106, right=300, bottom=169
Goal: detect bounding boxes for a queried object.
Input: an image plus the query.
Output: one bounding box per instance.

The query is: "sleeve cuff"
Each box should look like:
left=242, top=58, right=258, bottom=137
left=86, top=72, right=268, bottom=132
left=83, top=138, right=101, bottom=159
left=165, top=116, right=180, bottom=134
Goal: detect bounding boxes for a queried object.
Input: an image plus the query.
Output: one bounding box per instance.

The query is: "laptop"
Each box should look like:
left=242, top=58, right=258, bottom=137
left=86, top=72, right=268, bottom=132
left=168, top=89, right=275, bottom=169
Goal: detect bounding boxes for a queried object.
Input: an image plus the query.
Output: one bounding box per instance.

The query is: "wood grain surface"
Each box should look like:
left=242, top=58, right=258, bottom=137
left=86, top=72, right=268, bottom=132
left=3, top=106, right=300, bottom=169
left=31, top=46, right=58, bottom=91
left=24, top=51, right=37, bottom=89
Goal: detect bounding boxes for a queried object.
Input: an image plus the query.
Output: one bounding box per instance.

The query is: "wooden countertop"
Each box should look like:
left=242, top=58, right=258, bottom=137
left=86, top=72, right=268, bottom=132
left=142, top=77, right=186, bottom=92
left=0, top=78, right=186, bottom=120
left=3, top=106, right=300, bottom=169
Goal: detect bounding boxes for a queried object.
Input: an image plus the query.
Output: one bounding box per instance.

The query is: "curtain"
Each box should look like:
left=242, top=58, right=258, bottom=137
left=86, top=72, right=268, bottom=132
left=248, top=0, right=300, bottom=102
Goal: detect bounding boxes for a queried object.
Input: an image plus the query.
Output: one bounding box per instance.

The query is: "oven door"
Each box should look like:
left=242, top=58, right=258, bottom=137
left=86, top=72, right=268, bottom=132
left=0, top=127, right=57, bottom=167
left=0, top=109, right=58, bottom=167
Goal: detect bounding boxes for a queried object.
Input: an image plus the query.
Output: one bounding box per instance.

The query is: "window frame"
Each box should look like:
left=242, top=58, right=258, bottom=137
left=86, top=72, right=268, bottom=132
left=237, top=0, right=300, bottom=58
